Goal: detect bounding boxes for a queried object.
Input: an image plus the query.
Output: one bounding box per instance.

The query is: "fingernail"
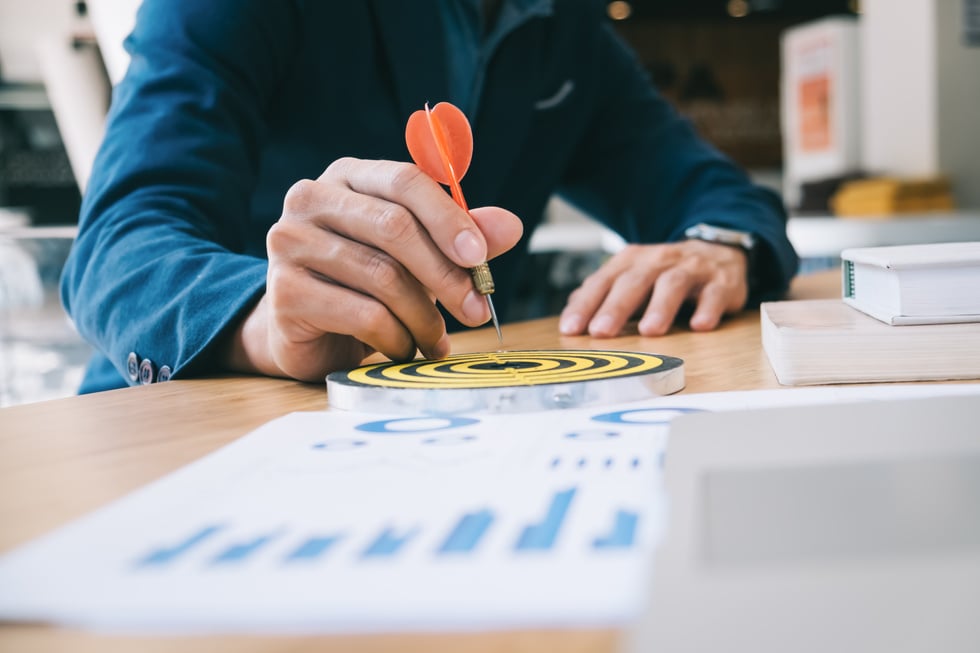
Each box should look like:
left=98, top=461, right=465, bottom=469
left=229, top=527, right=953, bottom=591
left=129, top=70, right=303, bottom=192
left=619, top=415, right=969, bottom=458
left=559, top=313, right=584, bottom=334
left=639, top=312, right=664, bottom=335
left=462, top=290, right=488, bottom=324
left=690, top=314, right=717, bottom=331
left=454, top=230, right=486, bottom=268
left=589, top=315, right=615, bottom=336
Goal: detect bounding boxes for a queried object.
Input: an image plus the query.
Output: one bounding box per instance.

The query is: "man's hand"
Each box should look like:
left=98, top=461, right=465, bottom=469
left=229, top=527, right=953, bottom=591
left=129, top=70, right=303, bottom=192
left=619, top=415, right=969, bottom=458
left=224, top=157, right=523, bottom=382
left=558, top=239, right=749, bottom=338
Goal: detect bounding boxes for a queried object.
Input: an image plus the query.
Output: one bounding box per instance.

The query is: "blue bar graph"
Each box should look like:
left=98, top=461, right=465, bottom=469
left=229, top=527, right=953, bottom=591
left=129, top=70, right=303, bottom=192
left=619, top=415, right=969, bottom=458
left=137, top=525, right=223, bottom=566
left=362, top=527, right=417, bottom=558
left=437, top=509, right=494, bottom=554
left=211, top=532, right=278, bottom=564
left=515, top=488, right=576, bottom=551
left=593, top=510, right=638, bottom=549
left=285, top=535, right=342, bottom=562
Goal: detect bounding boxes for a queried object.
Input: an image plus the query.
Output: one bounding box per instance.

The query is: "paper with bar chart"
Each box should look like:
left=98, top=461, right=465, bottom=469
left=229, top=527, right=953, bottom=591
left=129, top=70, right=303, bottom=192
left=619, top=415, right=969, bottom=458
left=0, top=401, right=681, bottom=632
left=2, top=384, right=977, bottom=633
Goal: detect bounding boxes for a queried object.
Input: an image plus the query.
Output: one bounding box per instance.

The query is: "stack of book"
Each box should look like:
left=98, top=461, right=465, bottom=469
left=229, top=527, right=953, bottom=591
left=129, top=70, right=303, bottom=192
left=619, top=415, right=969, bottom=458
left=761, top=242, right=980, bottom=385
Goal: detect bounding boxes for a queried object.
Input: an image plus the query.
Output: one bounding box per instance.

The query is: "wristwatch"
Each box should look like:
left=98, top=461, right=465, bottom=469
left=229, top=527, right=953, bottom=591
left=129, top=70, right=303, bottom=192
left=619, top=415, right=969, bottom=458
left=683, top=223, right=756, bottom=252
left=684, top=222, right=759, bottom=292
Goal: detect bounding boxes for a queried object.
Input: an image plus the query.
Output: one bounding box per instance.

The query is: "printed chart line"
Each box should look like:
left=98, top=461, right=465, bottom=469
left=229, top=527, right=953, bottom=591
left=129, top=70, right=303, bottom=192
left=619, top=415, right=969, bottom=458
left=438, top=509, right=494, bottom=554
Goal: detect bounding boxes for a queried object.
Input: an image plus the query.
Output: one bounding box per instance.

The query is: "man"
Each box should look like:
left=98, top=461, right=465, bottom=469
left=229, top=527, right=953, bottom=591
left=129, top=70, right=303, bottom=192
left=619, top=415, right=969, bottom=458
left=62, top=0, right=798, bottom=392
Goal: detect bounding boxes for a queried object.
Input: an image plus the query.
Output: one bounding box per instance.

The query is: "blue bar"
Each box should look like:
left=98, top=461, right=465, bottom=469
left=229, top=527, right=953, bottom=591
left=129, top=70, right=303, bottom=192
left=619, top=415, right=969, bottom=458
left=593, top=510, right=638, bottom=549
left=362, top=527, right=417, bottom=558
left=137, top=525, right=223, bottom=566
left=285, top=535, right=342, bottom=562
left=211, top=532, right=278, bottom=564
left=437, top=509, right=494, bottom=554
left=515, top=488, right=576, bottom=551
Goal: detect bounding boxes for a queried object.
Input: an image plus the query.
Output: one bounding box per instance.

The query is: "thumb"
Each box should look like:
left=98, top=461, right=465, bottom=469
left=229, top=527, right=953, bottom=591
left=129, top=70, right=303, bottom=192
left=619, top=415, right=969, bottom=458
left=468, top=206, right=524, bottom=261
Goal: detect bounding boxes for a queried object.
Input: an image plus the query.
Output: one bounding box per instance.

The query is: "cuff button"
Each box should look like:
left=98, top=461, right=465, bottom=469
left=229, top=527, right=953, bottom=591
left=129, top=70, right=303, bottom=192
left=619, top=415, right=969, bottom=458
left=126, top=352, right=140, bottom=382
left=138, top=358, right=156, bottom=385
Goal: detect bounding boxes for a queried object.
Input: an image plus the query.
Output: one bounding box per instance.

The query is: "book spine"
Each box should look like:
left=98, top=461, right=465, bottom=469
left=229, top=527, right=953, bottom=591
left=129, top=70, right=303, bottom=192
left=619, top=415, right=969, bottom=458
left=843, top=260, right=856, bottom=298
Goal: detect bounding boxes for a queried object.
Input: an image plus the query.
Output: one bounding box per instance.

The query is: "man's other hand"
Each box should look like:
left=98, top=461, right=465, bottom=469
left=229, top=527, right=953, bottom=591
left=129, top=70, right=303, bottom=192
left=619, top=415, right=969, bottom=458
left=558, top=239, right=749, bottom=338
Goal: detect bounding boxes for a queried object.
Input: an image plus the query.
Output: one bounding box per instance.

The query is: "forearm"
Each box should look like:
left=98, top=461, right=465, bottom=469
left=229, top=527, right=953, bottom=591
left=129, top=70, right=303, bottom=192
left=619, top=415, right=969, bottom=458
left=61, top=211, right=269, bottom=383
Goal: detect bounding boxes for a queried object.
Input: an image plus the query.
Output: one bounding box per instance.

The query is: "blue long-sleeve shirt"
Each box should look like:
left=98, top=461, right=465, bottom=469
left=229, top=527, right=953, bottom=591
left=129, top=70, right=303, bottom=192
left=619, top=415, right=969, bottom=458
left=62, top=0, right=798, bottom=393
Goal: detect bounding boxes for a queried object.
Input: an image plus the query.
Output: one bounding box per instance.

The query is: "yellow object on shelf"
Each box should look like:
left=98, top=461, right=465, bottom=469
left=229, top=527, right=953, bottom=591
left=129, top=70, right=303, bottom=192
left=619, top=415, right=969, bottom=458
left=830, top=177, right=955, bottom=218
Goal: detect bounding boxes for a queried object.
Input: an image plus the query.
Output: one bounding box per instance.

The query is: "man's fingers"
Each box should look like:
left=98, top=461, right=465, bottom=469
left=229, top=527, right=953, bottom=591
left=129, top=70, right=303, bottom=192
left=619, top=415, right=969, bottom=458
left=309, top=239, right=449, bottom=359
left=689, top=266, right=748, bottom=331
left=558, top=240, right=751, bottom=339
left=288, top=176, right=489, bottom=327
left=559, top=269, right=615, bottom=335
left=585, top=269, right=658, bottom=337
left=267, top=263, right=418, bottom=365
left=323, top=157, right=488, bottom=268
left=688, top=281, right=729, bottom=331
left=268, top=211, right=451, bottom=359
left=637, top=266, right=703, bottom=336
left=559, top=245, right=671, bottom=336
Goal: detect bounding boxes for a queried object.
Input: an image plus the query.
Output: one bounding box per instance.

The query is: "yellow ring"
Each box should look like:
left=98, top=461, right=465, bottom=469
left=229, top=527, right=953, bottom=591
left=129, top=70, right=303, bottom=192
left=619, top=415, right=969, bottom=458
left=342, top=350, right=667, bottom=389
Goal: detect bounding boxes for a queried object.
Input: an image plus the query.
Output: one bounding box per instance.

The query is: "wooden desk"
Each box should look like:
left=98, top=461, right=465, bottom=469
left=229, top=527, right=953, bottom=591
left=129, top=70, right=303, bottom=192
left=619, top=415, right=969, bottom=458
left=0, top=271, right=839, bottom=653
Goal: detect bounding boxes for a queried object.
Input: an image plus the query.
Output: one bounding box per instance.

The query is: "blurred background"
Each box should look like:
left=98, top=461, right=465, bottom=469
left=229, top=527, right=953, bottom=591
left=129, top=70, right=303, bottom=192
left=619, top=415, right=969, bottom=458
left=1, top=0, right=979, bottom=405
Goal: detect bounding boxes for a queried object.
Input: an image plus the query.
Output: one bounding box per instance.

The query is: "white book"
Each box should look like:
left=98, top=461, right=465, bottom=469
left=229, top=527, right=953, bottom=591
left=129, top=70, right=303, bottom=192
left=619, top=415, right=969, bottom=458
left=760, top=299, right=980, bottom=386
left=841, top=241, right=980, bottom=325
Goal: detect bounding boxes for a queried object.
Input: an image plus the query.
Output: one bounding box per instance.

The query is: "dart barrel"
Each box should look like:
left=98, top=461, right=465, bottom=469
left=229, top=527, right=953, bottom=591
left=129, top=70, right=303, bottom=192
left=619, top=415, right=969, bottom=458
left=469, top=262, right=495, bottom=295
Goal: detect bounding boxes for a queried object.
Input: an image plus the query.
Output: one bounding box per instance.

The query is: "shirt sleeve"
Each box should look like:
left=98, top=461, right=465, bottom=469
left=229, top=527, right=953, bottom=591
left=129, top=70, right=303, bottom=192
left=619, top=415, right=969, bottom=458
left=558, top=21, right=799, bottom=302
left=60, top=0, right=301, bottom=384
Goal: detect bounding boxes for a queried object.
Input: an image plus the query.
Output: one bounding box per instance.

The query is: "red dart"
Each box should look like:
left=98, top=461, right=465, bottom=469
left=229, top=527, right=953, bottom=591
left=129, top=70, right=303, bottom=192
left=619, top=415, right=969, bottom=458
left=405, top=102, right=503, bottom=344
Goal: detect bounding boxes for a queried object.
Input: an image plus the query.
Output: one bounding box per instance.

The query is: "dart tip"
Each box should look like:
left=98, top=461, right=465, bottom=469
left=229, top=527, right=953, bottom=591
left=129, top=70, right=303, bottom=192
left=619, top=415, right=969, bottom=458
left=486, top=295, right=503, bottom=345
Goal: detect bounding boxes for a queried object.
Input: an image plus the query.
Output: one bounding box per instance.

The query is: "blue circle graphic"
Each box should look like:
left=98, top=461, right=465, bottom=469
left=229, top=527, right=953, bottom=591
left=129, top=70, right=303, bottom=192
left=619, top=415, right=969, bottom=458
left=355, top=416, right=480, bottom=433
left=591, top=407, right=705, bottom=425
